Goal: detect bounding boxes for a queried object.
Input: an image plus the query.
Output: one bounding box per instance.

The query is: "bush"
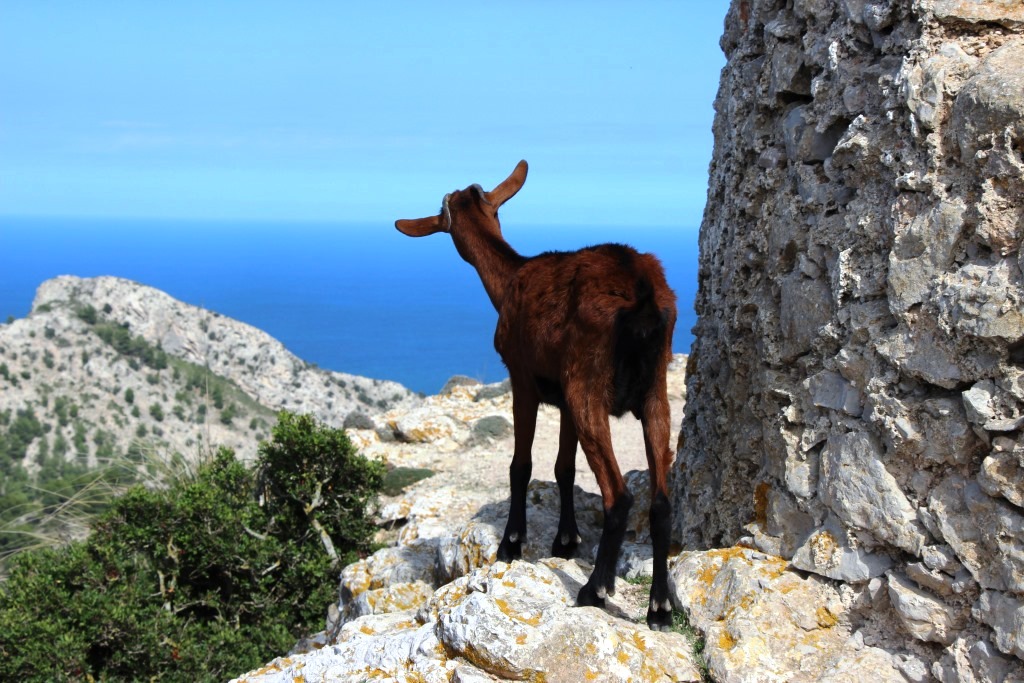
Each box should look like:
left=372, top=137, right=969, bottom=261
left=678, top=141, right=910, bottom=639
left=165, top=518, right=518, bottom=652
left=256, top=411, right=385, bottom=563
left=0, top=412, right=384, bottom=682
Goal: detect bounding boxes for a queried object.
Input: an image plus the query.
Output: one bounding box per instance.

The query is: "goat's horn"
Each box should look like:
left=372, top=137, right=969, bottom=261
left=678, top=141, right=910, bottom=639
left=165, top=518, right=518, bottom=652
left=487, top=160, right=528, bottom=208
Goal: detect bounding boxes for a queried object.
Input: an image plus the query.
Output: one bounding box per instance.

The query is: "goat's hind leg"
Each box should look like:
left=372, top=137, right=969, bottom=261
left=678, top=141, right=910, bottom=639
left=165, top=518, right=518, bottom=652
left=497, top=385, right=538, bottom=562
left=572, top=407, right=631, bottom=608
left=642, top=385, right=675, bottom=631
left=551, top=408, right=581, bottom=559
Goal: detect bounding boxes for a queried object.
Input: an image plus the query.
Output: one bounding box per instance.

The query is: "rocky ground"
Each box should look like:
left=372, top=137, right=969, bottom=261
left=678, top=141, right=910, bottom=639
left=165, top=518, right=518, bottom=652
left=352, top=354, right=689, bottom=503
left=233, top=354, right=1014, bottom=682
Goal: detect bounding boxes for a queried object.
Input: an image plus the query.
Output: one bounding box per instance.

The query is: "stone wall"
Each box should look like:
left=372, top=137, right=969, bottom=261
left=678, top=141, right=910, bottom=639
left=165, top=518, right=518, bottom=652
left=675, top=0, right=1024, bottom=677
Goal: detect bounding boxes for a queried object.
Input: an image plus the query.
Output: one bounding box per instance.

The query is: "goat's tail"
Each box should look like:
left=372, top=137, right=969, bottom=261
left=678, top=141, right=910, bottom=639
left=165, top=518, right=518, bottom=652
left=611, top=277, right=670, bottom=417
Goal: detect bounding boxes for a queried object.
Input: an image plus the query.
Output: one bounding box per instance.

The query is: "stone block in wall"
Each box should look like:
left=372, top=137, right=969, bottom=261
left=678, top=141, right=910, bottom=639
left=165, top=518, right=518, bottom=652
left=791, top=514, right=895, bottom=581
left=938, top=260, right=1024, bottom=342
left=819, top=430, right=931, bottom=554
left=875, top=318, right=973, bottom=389
left=887, top=571, right=967, bottom=645
left=963, top=379, right=1024, bottom=432
left=783, top=106, right=849, bottom=163
left=951, top=41, right=1024, bottom=163
left=888, top=199, right=965, bottom=312
left=807, top=369, right=863, bottom=415
left=929, top=475, right=1024, bottom=593
left=974, top=589, right=1024, bottom=660
left=778, top=271, right=833, bottom=362
left=979, top=440, right=1024, bottom=507
left=770, top=42, right=812, bottom=98
left=930, top=0, right=1024, bottom=27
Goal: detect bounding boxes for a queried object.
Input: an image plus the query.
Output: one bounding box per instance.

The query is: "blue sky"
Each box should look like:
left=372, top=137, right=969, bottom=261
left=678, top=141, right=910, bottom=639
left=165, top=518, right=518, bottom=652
left=1, top=2, right=728, bottom=228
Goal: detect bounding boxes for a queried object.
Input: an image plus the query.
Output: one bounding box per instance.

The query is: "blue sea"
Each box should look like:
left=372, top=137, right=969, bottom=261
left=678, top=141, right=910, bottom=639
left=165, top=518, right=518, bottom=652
left=1, top=217, right=697, bottom=395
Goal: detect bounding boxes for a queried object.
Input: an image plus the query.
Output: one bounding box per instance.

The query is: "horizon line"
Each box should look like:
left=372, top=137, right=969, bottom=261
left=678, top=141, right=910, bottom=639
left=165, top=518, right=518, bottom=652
left=0, top=212, right=703, bottom=232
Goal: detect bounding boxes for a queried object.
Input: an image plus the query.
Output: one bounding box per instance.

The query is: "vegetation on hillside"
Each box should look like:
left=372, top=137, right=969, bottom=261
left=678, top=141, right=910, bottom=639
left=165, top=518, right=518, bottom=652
left=0, top=411, right=384, bottom=682
left=0, top=305, right=276, bottom=564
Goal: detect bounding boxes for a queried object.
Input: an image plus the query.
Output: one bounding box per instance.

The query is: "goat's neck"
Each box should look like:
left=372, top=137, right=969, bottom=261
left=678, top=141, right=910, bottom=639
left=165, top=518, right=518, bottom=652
left=453, top=224, right=525, bottom=311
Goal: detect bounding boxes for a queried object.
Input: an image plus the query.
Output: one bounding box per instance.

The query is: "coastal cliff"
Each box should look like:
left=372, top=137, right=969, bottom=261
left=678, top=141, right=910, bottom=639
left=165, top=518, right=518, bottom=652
left=677, top=0, right=1024, bottom=679
left=0, top=275, right=418, bottom=469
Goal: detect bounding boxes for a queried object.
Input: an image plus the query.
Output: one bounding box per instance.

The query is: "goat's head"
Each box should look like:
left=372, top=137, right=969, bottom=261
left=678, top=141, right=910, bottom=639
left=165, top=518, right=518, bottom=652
left=395, top=160, right=528, bottom=238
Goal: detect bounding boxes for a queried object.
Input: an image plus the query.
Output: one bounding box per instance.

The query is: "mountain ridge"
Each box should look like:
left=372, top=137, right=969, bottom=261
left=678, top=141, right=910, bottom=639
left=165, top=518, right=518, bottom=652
left=1, top=275, right=420, bottom=472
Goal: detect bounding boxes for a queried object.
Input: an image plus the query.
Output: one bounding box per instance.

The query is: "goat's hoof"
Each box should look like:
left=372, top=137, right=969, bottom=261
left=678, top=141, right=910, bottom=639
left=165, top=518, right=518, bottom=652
left=646, top=597, right=674, bottom=631
left=550, top=534, right=580, bottom=559
left=497, top=537, right=523, bottom=562
left=646, top=606, right=673, bottom=632
left=576, top=582, right=606, bottom=608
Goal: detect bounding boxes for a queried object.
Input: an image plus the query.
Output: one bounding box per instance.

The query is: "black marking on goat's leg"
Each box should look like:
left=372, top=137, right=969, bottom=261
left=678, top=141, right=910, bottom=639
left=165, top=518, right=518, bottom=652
left=578, top=490, right=633, bottom=608
left=551, top=409, right=581, bottom=559
left=498, top=386, right=538, bottom=563
left=646, top=492, right=673, bottom=631
left=498, top=458, right=531, bottom=561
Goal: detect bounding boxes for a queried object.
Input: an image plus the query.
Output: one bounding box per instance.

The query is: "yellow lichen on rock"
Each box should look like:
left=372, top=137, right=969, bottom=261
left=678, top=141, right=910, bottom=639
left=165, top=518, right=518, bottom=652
left=807, top=530, right=839, bottom=570
left=815, top=606, right=839, bottom=629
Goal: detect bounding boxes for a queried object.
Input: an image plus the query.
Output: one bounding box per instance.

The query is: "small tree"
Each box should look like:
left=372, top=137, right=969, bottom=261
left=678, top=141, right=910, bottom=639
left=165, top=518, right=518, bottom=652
left=257, top=411, right=384, bottom=566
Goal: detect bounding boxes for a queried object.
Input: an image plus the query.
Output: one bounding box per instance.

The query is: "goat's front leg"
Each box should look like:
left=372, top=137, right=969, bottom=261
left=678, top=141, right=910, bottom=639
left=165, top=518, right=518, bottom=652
left=497, top=387, right=538, bottom=562
left=551, top=408, right=581, bottom=559
left=571, top=405, right=630, bottom=608
left=642, top=381, right=675, bottom=631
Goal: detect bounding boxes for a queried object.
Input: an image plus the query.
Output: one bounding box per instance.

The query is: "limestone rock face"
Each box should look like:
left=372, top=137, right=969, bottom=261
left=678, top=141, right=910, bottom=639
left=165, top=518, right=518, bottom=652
left=676, top=0, right=1024, bottom=673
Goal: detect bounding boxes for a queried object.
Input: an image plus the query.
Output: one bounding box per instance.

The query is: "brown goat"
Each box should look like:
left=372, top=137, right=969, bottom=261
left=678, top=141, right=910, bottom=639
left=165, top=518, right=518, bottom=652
left=395, top=160, right=677, bottom=630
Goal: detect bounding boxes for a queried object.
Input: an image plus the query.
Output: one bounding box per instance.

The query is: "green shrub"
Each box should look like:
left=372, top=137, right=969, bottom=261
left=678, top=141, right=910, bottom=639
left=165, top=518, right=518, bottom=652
left=256, top=411, right=385, bottom=563
left=0, top=412, right=385, bottom=682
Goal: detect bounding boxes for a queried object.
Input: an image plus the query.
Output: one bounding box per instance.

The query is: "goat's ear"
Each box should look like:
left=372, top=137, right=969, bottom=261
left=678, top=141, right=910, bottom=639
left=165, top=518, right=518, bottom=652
left=487, top=160, right=528, bottom=208
left=395, top=215, right=444, bottom=237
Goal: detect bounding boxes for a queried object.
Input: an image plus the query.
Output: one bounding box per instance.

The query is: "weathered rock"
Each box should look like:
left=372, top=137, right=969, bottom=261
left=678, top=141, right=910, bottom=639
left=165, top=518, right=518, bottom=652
left=791, top=515, right=895, bottom=581
left=950, top=40, right=1024, bottom=164
left=807, top=370, right=863, bottom=416
left=931, top=634, right=1024, bottom=683
left=234, top=560, right=702, bottom=683
left=470, top=415, right=513, bottom=443
left=887, top=199, right=965, bottom=312
left=930, top=0, right=1024, bottom=27
left=974, top=589, right=1024, bottom=660
left=963, top=378, right=1024, bottom=432
left=671, top=547, right=905, bottom=682
left=929, top=475, right=1024, bottom=593
left=938, top=261, right=1024, bottom=343
left=887, top=571, right=966, bottom=645
left=394, top=407, right=470, bottom=447
left=978, top=442, right=1024, bottom=507
left=819, top=431, right=930, bottom=555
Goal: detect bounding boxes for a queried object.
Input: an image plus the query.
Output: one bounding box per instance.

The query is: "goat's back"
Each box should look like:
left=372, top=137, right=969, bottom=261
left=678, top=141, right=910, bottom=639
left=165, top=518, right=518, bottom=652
left=494, top=243, right=676, bottom=411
